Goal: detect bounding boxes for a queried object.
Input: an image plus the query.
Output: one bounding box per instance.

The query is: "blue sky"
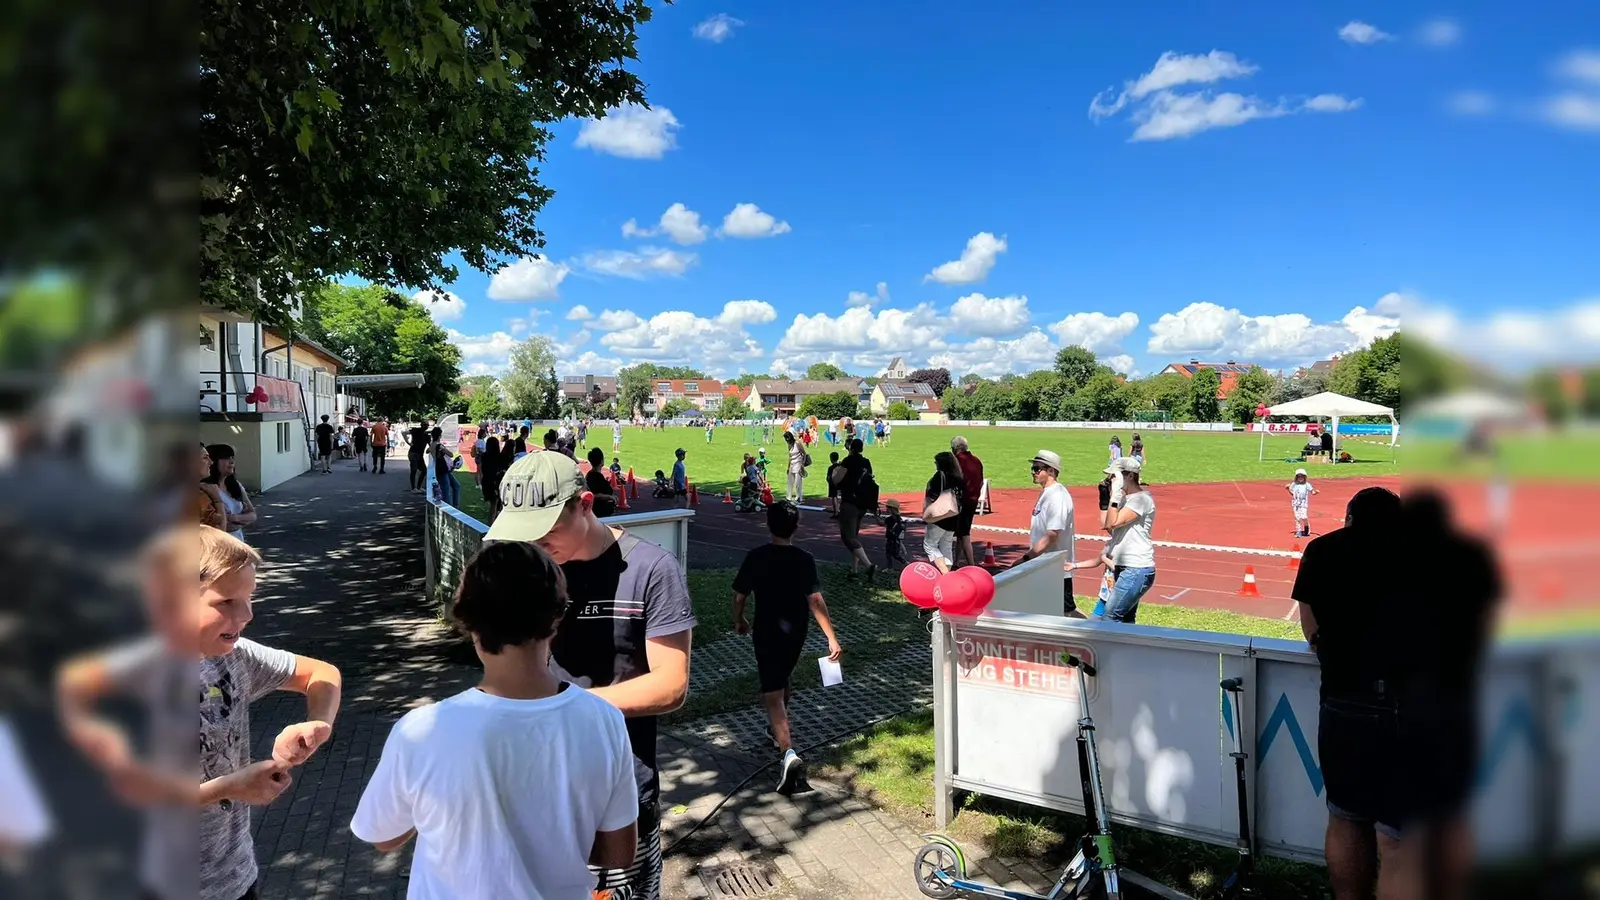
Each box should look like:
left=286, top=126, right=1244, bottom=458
left=416, top=1, right=1600, bottom=379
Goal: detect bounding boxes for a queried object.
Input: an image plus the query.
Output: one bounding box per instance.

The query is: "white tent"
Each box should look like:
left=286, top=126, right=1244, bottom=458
left=1258, top=391, right=1397, bottom=463
left=1408, top=390, right=1527, bottom=425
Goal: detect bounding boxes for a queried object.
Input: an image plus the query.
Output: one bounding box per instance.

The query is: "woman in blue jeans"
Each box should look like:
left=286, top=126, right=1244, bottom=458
left=1090, top=457, right=1157, bottom=622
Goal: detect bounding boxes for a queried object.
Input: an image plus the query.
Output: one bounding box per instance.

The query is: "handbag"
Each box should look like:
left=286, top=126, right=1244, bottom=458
left=924, top=473, right=960, bottom=523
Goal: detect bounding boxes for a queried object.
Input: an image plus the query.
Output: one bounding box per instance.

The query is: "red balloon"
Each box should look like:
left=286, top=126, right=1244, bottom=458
left=955, top=566, right=997, bottom=612
left=933, top=570, right=980, bottom=615
left=899, top=561, right=941, bottom=609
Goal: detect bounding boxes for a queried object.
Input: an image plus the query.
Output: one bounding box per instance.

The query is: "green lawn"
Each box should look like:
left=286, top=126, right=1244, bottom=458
left=1398, top=431, right=1600, bottom=481
left=466, top=425, right=1395, bottom=498
left=818, top=595, right=1331, bottom=899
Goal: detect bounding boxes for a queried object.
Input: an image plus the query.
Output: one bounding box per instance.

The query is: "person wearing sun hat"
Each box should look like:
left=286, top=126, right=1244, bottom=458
left=485, top=449, right=695, bottom=900
left=1286, top=467, right=1319, bottom=538
left=1014, top=449, right=1077, bottom=616
left=1094, top=455, right=1157, bottom=623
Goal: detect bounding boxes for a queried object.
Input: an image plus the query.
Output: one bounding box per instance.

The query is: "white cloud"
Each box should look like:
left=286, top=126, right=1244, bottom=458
left=779, top=305, right=948, bottom=355
left=1091, top=51, right=1360, bottom=141
left=1447, top=90, right=1496, bottom=116
left=552, top=329, right=592, bottom=359
left=622, top=202, right=709, bottom=245
left=1404, top=295, right=1600, bottom=368
left=412, top=289, right=465, bottom=323
left=486, top=256, right=569, bottom=301
left=846, top=282, right=891, bottom=308
left=448, top=328, right=519, bottom=375
left=949, top=293, right=1031, bottom=337
left=506, top=310, right=547, bottom=337
left=1544, top=93, right=1600, bottom=132
left=575, top=103, right=681, bottom=159
left=1418, top=19, right=1461, bottom=47
left=927, top=330, right=1062, bottom=380
left=924, top=232, right=1007, bottom=285
left=1145, top=300, right=1397, bottom=366
left=592, top=309, right=644, bottom=332
left=718, top=203, right=791, bottom=239
left=561, top=350, right=626, bottom=374
left=1339, top=21, right=1395, bottom=45
left=693, top=13, right=744, bottom=43
left=598, top=301, right=773, bottom=373
left=1556, top=50, right=1600, bottom=86
left=566, top=305, right=594, bottom=322
left=1303, top=94, right=1364, bottom=113
left=576, top=247, right=697, bottom=279
left=1104, top=354, right=1138, bottom=376
left=1047, top=311, right=1140, bottom=352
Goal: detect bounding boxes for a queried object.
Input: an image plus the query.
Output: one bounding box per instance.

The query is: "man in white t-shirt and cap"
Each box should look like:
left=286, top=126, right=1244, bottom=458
left=1095, top=456, right=1158, bottom=623
left=1014, top=449, right=1077, bottom=616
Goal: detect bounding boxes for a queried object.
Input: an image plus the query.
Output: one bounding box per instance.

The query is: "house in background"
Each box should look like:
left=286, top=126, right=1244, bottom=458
left=747, top=379, right=863, bottom=416
left=649, top=378, right=725, bottom=413
left=869, top=379, right=940, bottom=415
left=559, top=374, right=618, bottom=406
left=1157, top=359, right=1258, bottom=399
left=882, top=356, right=911, bottom=380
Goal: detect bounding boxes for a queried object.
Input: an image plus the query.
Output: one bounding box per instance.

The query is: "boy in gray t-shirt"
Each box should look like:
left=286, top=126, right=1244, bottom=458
left=58, top=527, right=342, bottom=900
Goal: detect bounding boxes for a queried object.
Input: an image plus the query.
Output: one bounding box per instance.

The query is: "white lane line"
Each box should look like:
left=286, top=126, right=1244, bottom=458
left=965, top=523, right=1303, bottom=558
left=1161, top=587, right=1192, bottom=602
left=1282, top=601, right=1301, bottom=621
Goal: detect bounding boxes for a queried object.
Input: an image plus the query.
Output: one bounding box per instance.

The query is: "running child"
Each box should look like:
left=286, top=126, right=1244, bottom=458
left=731, top=502, right=843, bottom=795
left=1286, top=468, right=1319, bottom=538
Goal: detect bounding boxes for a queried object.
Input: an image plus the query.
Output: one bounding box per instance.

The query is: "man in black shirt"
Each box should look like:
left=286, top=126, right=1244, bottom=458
left=351, top=421, right=370, bottom=472
left=732, top=501, right=843, bottom=795
left=828, top=438, right=876, bottom=581
left=585, top=447, right=617, bottom=517
left=314, top=414, right=335, bottom=474
left=1291, top=486, right=1401, bottom=900
left=484, top=450, right=694, bottom=900
left=407, top=419, right=430, bottom=493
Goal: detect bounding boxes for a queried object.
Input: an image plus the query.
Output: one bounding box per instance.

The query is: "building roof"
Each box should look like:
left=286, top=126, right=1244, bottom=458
left=1162, top=360, right=1256, bottom=377
left=924, top=397, right=943, bottom=413
left=261, top=329, right=349, bottom=369
left=751, top=379, right=861, bottom=396
left=879, top=380, right=937, bottom=398
left=652, top=378, right=724, bottom=395
left=885, top=356, right=905, bottom=370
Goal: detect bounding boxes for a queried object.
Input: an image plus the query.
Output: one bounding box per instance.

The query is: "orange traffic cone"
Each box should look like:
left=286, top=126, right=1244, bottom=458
left=981, top=543, right=998, bottom=566
left=1288, top=543, right=1301, bottom=570
left=613, top=473, right=630, bottom=511
left=1238, top=566, right=1261, bottom=597
left=627, top=468, right=639, bottom=499
left=723, top=489, right=734, bottom=503
left=688, top=481, right=699, bottom=505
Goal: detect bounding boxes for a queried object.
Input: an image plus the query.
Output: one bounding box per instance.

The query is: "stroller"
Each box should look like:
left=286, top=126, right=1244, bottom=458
left=651, top=469, right=674, bottom=499
left=735, top=457, right=769, bottom=513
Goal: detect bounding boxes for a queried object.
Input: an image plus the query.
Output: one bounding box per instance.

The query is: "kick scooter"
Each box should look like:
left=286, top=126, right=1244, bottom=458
left=911, top=661, right=1259, bottom=899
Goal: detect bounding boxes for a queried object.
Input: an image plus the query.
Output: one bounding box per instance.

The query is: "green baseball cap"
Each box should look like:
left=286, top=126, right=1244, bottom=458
left=484, top=450, right=585, bottom=543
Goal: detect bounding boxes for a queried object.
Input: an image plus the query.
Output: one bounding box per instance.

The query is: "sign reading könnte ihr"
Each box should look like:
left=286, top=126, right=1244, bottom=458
left=952, top=631, right=1097, bottom=702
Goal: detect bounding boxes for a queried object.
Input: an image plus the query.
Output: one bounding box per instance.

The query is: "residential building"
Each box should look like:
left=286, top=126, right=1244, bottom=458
left=1292, top=356, right=1341, bottom=380
left=746, top=379, right=864, bottom=416
left=882, top=356, right=910, bottom=380
left=261, top=327, right=345, bottom=429
left=1157, top=359, right=1258, bottom=400
left=650, top=378, right=725, bottom=413
left=558, top=374, right=618, bottom=405
left=870, top=379, right=940, bottom=415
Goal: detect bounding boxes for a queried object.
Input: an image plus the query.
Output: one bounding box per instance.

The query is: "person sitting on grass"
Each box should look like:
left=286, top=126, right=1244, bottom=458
left=732, top=501, right=843, bottom=796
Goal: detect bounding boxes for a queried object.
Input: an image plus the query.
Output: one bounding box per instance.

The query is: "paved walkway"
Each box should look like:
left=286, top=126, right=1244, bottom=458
left=235, top=455, right=1040, bottom=899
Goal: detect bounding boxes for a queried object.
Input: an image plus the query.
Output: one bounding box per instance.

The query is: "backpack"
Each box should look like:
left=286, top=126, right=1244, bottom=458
left=851, top=466, right=880, bottom=510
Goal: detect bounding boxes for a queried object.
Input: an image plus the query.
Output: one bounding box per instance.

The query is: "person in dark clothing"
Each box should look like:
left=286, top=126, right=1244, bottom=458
left=732, top=501, right=842, bottom=795
left=1321, top=428, right=1335, bottom=458
left=407, top=419, right=430, bottom=493
left=828, top=439, right=876, bottom=581
left=430, top=426, right=459, bottom=507
left=314, top=414, right=336, bottom=474
left=352, top=421, right=370, bottom=472
left=1291, top=486, right=1402, bottom=900
left=585, top=447, right=617, bottom=518
left=480, top=436, right=503, bottom=517
left=825, top=452, right=841, bottom=518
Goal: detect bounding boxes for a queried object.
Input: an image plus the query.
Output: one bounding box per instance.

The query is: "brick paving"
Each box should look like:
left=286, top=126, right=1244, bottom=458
left=228, top=456, right=1035, bottom=899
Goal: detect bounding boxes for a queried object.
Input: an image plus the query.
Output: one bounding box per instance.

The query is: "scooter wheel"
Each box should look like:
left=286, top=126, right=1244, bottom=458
left=912, top=843, right=962, bottom=899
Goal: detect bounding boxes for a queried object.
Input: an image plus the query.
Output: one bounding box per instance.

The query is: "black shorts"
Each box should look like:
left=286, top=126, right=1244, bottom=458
left=1319, top=694, right=1402, bottom=835
left=952, top=508, right=976, bottom=538
left=753, top=619, right=808, bottom=694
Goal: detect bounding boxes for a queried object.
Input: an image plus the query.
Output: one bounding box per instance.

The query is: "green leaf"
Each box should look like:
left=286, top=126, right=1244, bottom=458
left=295, top=121, right=314, bottom=156
left=318, top=87, right=341, bottom=111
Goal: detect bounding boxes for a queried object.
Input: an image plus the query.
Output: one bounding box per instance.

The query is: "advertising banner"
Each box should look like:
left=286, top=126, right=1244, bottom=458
left=256, top=375, right=302, bottom=413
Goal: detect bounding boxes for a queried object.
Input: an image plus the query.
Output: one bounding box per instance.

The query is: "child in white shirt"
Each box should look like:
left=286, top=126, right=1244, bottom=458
left=1286, top=468, right=1319, bottom=538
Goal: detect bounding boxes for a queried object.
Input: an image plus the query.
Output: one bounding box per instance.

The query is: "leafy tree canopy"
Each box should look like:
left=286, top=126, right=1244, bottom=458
left=201, top=0, right=654, bottom=323
left=906, top=367, right=952, bottom=396
left=804, top=362, right=850, bottom=381
left=797, top=391, right=859, bottom=420
left=501, top=335, right=560, bottom=419
left=1190, top=368, right=1222, bottom=422
left=1224, top=366, right=1276, bottom=424
left=300, top=283, right=461, bottom=419
left=714, top=394, right=752, bottom=420
left=1054, top=346, right=1100, bottom=393
left=885, top=401, right=919, bottom=421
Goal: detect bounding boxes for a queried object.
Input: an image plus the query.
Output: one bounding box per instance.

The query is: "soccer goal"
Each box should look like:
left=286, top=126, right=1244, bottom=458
left=1131, top=409, right=1176, bottom=432
left=743, top=412, right=776, bottom=446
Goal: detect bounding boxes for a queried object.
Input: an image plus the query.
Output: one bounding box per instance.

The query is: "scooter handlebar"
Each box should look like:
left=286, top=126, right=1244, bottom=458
left=1064, top=655, right=1097, bottom=677
left=1220, top=677, right=1243, bottom=692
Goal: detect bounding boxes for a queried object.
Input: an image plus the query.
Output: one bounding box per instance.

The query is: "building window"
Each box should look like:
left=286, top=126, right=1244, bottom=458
left=276, top=422, right=292, bottom=453
left=657, top=382, right=671, bottom=392
left=684, top=382, right=698, bottom=393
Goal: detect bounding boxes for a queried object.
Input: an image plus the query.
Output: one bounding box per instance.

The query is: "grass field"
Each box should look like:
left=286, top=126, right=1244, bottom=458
left=464, top=424, right=1396, bottom=497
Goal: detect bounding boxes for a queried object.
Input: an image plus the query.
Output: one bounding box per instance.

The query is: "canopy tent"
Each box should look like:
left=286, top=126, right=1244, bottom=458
left=1408, top=390, right=1527, bottom=425
left=1257, top=391, right=1398, bottom=463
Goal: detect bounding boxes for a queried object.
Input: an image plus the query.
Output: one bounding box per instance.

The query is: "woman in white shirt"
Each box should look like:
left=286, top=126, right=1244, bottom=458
left=202, top=444, right=258, bottom=542
left=1094, top=457, right=1156, bottom=623
left=783, top=431, right=807, bottom=501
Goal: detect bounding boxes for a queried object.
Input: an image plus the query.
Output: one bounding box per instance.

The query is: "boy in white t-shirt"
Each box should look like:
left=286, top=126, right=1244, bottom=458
left=1286, top=468, right=1319, bottom=538
left=351, top=541, right=639, bottom=898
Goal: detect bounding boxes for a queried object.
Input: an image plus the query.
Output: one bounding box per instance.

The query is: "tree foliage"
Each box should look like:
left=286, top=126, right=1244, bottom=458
left=1224, top=366, right=1276, bottom=424
left=1137, top=373, right=1194, bottom=421
left=201, top=0, right=654, bottom=323
left=1011, top=371, right=1067, bottom=421
left=1054, top=346, right=1100, bottom=393
left=1190, top=368, right=1222, bottom=422
left=1328, top=334, right=1401, bottom=413
left=730, top=373, right=770, bottom=389
left=467, top=382, right=505, bottom=422
left=501, top=336, right=560, bottom=419
left=804, top=362, right=850, bottom=381
left=714, top=394, right=752, bottom=420
left=905, top=367, right=952, bottom=396
left=885, top=401, right=919, bottom=421
left=300, top=283, right=461, bottom=418
left=616, top=363, right=704, bottom=416
left=797, top=391, right=860, bottom=420
left=660, top=398, right=697, bottom=418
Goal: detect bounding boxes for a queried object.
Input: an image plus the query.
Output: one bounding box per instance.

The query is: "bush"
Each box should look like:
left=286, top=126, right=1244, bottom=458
left=797, top=390, right=860, bottom=420
left=886, top=401, right=919, bottom=421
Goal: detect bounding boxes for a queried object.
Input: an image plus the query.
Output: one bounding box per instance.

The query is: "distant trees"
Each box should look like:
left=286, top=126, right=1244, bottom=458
left=885, top=401, right=918, bottom=421
left=804, top=362, right=850, bottom=381
left=1224, top=366, right=1276, bottom=424
left=1189, top=368, right=1222, bottom=422
left=797, top=391, right=859, bottom=420
left=713, top=394, right=752, bottom=420
left=905, top=367, right=952, bottom=396
left=501, top=336, right=560, bottom=419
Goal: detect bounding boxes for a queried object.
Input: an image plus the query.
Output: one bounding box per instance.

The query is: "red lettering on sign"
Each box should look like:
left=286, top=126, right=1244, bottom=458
left=953, top=633, right=1097, bottom=701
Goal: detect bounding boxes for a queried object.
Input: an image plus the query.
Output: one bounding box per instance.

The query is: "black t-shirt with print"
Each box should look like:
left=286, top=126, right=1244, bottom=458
left=314, top=422, right=334, bottom=451
left=551, top=534, right=695, bottom=806
left=732, top=544, right=820, bottom=634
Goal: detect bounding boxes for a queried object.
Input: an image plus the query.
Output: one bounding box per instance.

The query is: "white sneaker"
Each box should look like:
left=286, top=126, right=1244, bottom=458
left=777, top=749, right=805, bottom=795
